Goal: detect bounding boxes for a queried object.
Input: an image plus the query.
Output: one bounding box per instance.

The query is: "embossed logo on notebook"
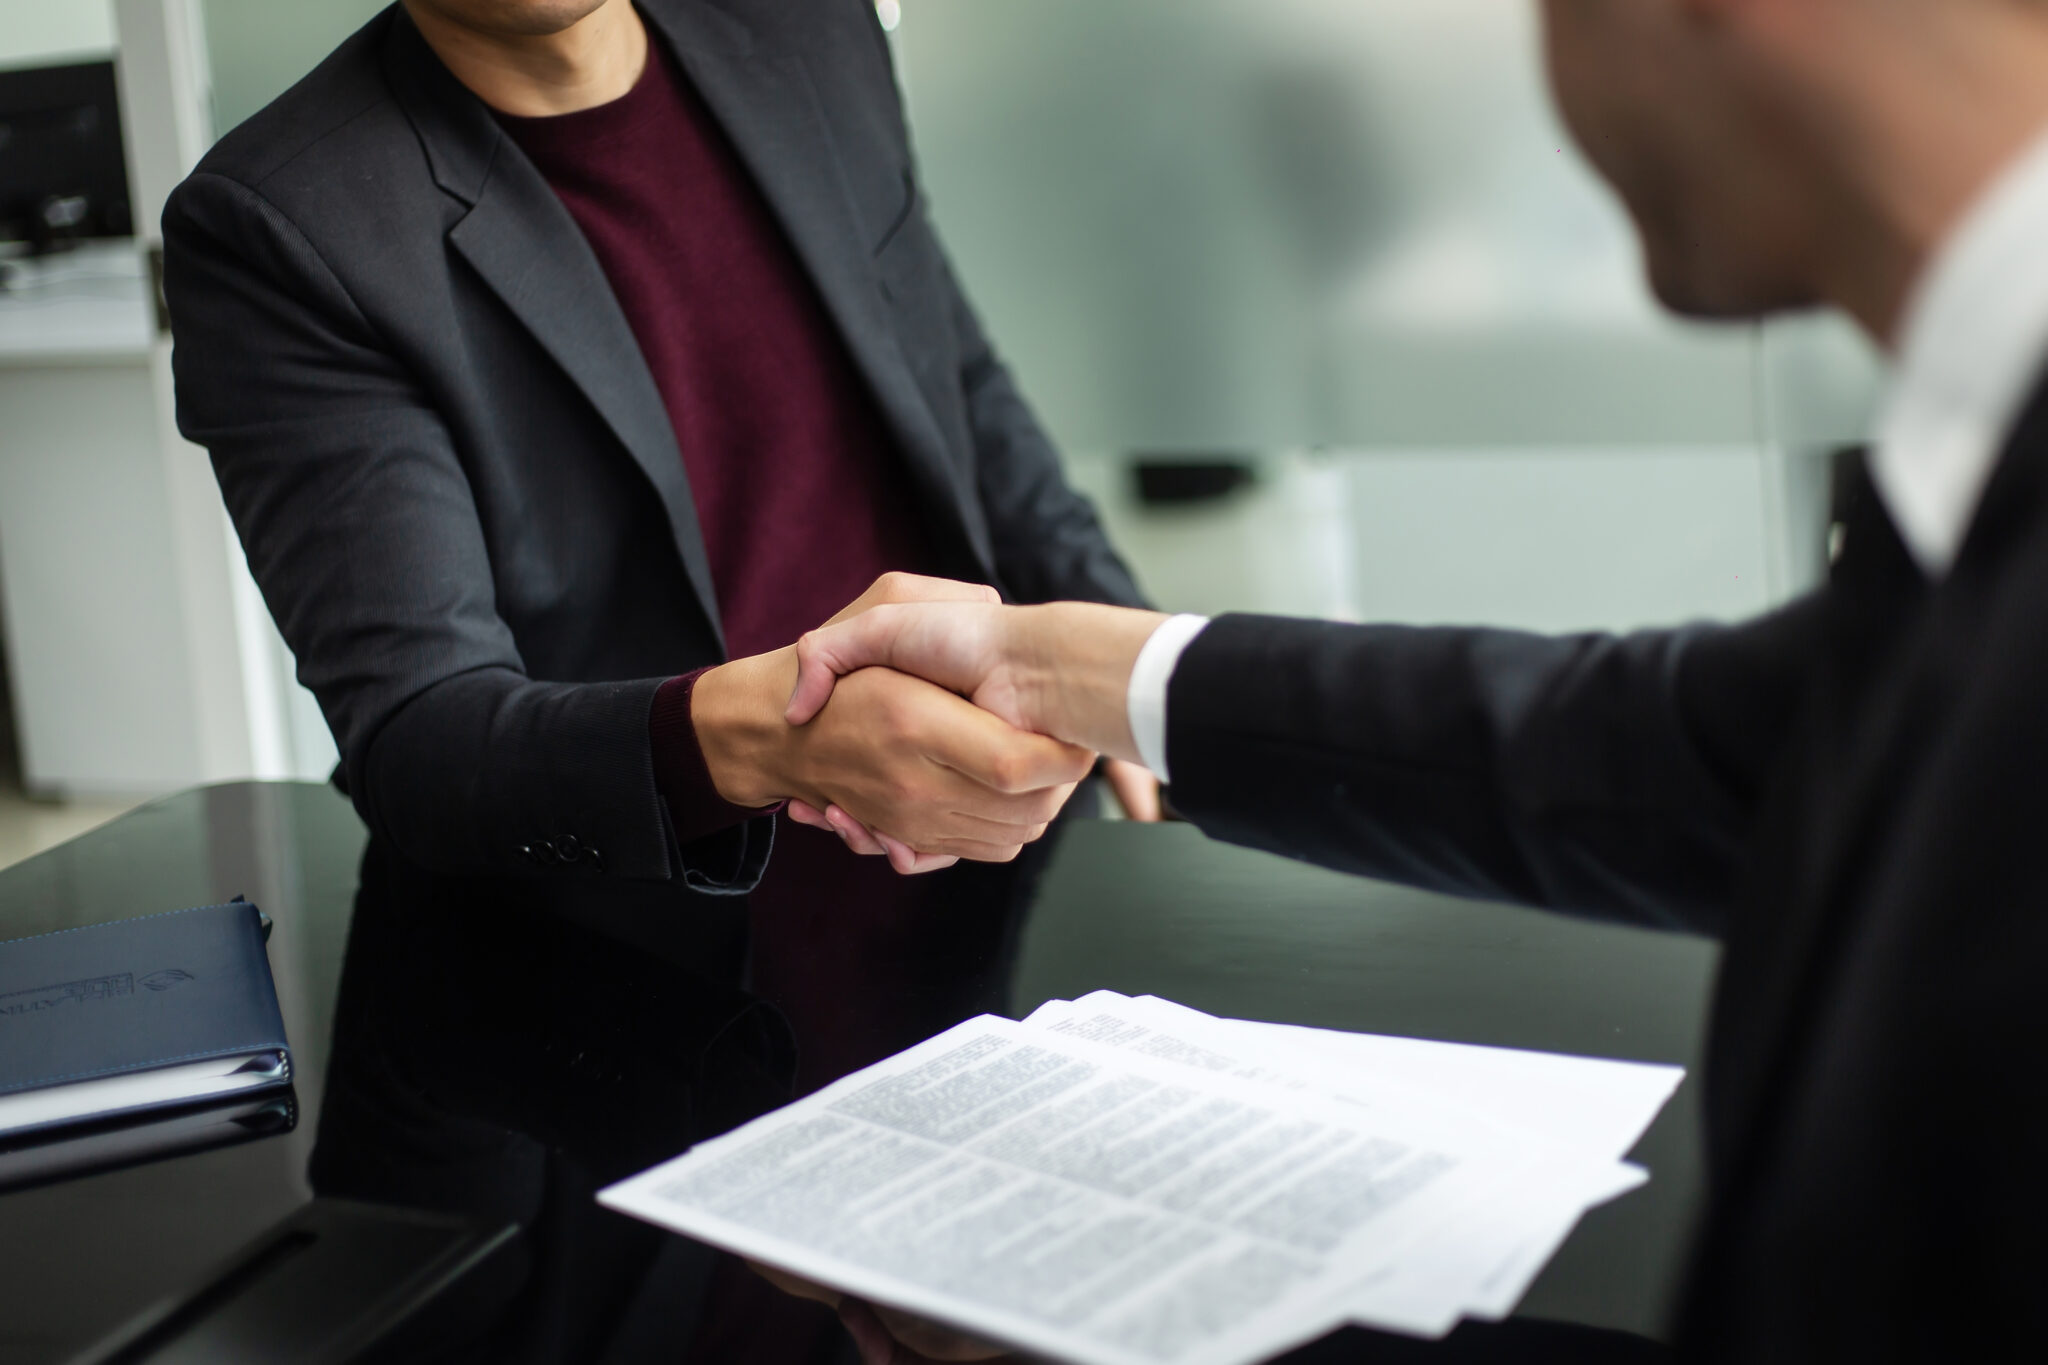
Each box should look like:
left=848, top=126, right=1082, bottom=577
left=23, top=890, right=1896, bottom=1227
left=0, top=969, right=193, bottom=1018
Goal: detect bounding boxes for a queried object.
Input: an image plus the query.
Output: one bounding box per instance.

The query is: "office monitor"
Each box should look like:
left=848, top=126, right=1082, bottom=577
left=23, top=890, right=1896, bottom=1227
left=0, top=61, right=133, bottom=252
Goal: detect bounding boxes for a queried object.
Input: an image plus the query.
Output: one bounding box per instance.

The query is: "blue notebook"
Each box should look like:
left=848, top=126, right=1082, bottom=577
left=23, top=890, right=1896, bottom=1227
left=0, top=901, right=292, bottom=1138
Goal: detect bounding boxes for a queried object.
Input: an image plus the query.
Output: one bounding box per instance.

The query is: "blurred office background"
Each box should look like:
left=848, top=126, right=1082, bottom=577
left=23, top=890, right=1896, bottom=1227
left=0, top=0, right=1883, bottom=866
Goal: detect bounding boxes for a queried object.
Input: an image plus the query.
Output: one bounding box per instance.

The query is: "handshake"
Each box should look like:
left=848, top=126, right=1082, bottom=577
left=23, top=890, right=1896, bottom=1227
left=692, top=574, right=1172, bottom=874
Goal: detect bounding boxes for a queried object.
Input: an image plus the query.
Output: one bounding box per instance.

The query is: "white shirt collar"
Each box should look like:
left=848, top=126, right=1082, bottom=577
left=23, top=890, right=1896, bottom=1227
left=1870, top=124, right=2048, bottom=577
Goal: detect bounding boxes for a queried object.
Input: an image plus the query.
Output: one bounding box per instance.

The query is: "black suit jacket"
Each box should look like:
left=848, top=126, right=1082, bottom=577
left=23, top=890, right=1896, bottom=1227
left=163, top=0, right=1141, bottom=895
left=1164, top=401, right=2048, bottom=1356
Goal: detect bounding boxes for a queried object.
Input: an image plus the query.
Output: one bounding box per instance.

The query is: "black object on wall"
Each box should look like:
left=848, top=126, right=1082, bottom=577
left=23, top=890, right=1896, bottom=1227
left=1131, top=455, right=1258, bottom=507
left=0, top=61, right=133, bottom=253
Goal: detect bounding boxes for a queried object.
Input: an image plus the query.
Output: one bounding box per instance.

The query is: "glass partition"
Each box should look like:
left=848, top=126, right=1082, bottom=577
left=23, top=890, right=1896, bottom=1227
left=194, top=0, right=1885, bottom=631
left=892, top=0, right=1883, bottom=628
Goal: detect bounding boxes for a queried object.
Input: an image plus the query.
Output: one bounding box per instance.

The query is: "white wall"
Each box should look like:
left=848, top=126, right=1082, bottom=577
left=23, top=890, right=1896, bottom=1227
left=0, top=0, right=115, bottom=70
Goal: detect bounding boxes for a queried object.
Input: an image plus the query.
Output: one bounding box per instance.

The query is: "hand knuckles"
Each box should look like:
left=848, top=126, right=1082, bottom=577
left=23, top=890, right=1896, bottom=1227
left=879, top=698, right=923, bottom=745
left=1020, top=792, right=1063, bottom=824
left=984, top=754, right=1026, bottom=792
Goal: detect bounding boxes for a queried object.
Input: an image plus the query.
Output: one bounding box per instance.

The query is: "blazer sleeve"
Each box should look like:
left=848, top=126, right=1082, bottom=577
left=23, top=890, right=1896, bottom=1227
left=1161, top=601, right=1821, bottom=937
left=163, top=171, right=771, bottom=892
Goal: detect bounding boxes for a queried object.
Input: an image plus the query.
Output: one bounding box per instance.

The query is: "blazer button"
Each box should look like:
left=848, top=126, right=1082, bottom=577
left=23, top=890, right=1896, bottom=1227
left=553, top=835, right=583, bottom=863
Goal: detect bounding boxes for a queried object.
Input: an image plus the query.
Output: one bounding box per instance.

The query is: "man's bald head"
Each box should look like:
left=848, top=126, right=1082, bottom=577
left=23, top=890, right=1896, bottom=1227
left=1538, top=0, right=2048, bottom=340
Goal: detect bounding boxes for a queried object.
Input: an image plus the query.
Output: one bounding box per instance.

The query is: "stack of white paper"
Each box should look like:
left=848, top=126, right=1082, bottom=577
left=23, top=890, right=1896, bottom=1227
left=600, top=992, right=1682, bottom=1365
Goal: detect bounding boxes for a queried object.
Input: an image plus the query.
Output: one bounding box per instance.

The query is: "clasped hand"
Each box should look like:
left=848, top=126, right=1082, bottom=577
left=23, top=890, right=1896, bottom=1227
left=776, top=579, right=1170, bottom=863
left=693, top=575, right=1151, bottom=876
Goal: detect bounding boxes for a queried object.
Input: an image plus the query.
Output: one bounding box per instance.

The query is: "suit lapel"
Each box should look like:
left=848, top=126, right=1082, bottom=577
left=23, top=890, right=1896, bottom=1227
left=1762, top=372, right=2048, bottom=984
left=1708, top=385, right=2048, bottom=1177
left=1706, top=582, right=1933, bottom=1167
left=383, top=13, right=727, bottom=651
left=640, top=0, right=996, bottom=575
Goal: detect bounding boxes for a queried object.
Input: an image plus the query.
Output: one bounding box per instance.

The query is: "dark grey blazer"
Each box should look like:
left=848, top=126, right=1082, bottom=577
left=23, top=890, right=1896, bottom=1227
left=1164, top=418, right=2048, bottom=1356
left=163, top=1, right=1142, bottom=894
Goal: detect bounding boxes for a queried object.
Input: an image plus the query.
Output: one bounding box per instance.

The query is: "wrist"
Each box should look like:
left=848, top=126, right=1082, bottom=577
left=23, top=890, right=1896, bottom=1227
left=1004, top=605, right=1062, bottom=738
left=1014, top=604, right=1165, bottom=762
left=691, top=647, right=800, bottom=808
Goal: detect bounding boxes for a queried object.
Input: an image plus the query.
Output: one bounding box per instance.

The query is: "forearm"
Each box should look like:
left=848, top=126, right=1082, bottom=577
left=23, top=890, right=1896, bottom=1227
left=1161, top=613, right=1775, bottom=931
left=690, top=646, right=803, bottom=809
left=359, top=668, right=685, bottom=880
left=361, top=668, right=779, bottom=892
left=1010, top=603, right=1169, bottom=762
left=648, top=670, right=785, bottom=842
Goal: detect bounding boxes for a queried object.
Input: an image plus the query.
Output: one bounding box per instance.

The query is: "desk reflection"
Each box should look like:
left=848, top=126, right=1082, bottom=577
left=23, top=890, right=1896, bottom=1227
left=310, top=826, right=1064, bottom=1363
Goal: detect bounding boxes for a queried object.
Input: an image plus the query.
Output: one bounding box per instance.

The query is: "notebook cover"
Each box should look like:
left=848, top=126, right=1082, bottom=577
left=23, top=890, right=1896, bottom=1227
left=0, top=902, right=291, bottom=1131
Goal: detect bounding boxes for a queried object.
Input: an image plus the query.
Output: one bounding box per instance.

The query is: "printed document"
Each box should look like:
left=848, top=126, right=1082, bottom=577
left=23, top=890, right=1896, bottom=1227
left=601, top=1002, right=1683, bottom=1365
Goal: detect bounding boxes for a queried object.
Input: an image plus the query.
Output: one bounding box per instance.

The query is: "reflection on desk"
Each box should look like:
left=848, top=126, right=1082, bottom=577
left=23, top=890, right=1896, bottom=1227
left=0, top=783, right=1715, bottom=1363
left=0, top=1089, right=297, bottom=1194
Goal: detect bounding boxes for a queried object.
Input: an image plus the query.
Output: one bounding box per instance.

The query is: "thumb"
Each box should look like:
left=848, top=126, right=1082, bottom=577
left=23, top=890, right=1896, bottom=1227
left=837, top=1300, right=911, bottom=1365
left=785, top=611, right=902, bottom=725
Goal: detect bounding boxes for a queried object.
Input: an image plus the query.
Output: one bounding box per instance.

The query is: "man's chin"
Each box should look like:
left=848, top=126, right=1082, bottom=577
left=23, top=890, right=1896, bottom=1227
left=412, top=0, right=613, bottom=39
left=494, top=4, right=613, bottom=37
left=1643, top=257, right=1820, bottom=326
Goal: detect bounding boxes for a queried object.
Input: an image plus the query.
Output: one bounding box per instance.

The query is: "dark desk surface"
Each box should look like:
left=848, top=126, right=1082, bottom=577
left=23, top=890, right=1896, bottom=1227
left=0, top=783, right=1716, bottom=1363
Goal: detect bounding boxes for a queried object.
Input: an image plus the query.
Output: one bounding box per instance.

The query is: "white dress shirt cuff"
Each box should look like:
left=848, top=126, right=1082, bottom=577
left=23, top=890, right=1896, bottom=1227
left=1125, top=614, right=1210, bottom=784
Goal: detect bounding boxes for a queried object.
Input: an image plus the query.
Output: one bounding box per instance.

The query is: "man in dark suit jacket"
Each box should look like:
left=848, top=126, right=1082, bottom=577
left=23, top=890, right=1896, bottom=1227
left=786, top=0, right=2048, bottom=1357
left=165, top=0, right=1160, bottom=1103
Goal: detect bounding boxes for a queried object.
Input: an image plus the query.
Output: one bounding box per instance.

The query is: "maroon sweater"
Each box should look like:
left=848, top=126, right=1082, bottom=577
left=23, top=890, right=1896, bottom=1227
left=500, top=44, right=968, bottom=1096
left=499, top=42, right=932, bottom=836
